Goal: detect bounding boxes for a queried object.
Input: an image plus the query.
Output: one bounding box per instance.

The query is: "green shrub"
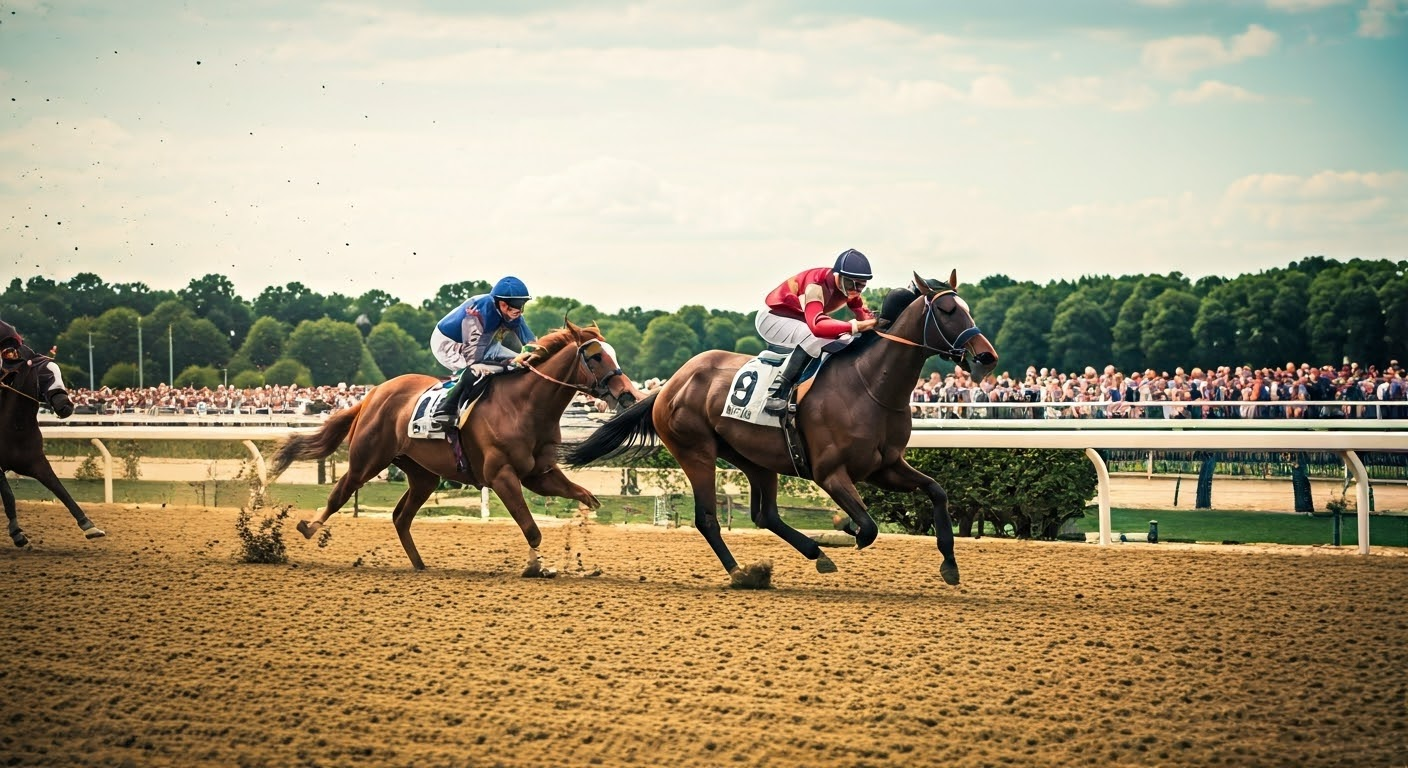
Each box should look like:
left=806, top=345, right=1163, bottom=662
left=860, top=448, right=1097, bottom=539
left=235, top=502, right=293, bottom=564
left=74, top=455, right=103, bottom=481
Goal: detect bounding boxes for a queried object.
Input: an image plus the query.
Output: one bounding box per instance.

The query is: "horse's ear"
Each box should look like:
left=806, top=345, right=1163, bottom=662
left=949, top=269, right=959, bottom=290
left=912, top=272, right=933, bottom=296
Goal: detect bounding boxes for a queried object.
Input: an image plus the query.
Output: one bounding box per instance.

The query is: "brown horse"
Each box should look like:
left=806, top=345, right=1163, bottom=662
left=269, top=320, right=645, bottom=575
left=1, top=352, right=105, bottom=547
left=564, top=271, right=997, bottom=588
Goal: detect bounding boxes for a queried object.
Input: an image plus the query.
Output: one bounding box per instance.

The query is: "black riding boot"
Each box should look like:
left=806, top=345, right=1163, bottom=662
left=432, top=371, right=474, bottom=431
left=764, top=349, right=813, bottom=415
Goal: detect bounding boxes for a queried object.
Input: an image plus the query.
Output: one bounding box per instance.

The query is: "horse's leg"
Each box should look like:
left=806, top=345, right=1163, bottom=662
left=737, top=465, right=834, bottom=575
left=0, top=474, right=28, bottom=548
left=869, top=461, right=959, bottom=586
left=813, top=472, right=879, bottom=550
left=484, top=467, right=554, bottom=578
left=389, top=462, right=440, bottom=571
left=27, top=461, right=103, bottom=539
left=520, top=467, right=600, bottom=511
left=296, top=460, right=389, bottom=540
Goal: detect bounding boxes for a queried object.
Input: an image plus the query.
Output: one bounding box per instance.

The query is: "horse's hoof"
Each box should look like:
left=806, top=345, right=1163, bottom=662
left=940, top=562, right=960, bottom=586
left=296, top=520, right=318, bottom=539
left=11, top=531, right=29, bottom=548
left=815, top=553, right=838, bottom=574
left=83, top=527, right=106, bottom=540
left=521, top=563, right=558, bottom=579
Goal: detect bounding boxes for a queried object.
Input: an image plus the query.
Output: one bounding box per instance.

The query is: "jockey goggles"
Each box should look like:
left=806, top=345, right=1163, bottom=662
left=839, top=275, right=868, bottom=294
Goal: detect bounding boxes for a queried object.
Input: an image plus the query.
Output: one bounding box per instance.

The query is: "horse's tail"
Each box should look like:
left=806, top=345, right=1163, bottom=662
left=562, top=391, right=661, bottom=467
left=269, top=402, right=364, bottom=480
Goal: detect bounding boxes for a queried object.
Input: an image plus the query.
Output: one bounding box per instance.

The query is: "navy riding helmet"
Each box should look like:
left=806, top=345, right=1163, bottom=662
left=491, top=276, right=532, bottom=310
left=833, top=248, right=872, bottom=280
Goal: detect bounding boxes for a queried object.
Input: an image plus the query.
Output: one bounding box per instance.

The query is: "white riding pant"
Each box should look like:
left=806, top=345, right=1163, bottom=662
left=754, top=307, right=854, bottom=358
left=431, top=328, right=515, bottom=373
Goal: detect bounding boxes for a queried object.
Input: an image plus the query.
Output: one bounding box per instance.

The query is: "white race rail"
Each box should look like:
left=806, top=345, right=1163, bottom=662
left=36, top=419, right=1408, bottom=554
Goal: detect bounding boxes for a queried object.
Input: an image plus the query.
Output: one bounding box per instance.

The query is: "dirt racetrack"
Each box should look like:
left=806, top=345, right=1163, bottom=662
left=3, top=501, right=1406, bottom=768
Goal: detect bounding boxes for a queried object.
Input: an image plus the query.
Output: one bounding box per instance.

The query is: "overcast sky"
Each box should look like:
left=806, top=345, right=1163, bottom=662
left=2, top=0, right=1405, bottom=313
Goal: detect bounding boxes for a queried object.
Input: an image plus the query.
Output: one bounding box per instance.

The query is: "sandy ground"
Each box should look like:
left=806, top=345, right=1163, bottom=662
left=2, top=500, right=1405, bottom=768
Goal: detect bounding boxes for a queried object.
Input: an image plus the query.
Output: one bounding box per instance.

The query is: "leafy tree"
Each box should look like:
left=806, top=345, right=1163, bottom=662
left=676, top=305, right=709, bottom=345
left=637, top=315, right=700, bottom=380
left=1377, top=274, right=1408, bottom=360
left=1046, top=291, right=1111, bottom=374
left=734, top=336, right=764, bottom=356
left=702, top=315, right=742, bottom=352
left=263, top=358, right=313, bottom=387
left=595, top=319, right=643, bottom=374
left=970, top=284, right=1030, bottom=351
left=82, top=307, right=142, bottom=386
left=179, top=273, right=252, bottom=344
left=231, top=370, right=265, bottom=388
left=174, top=365, right=222, bottom=389
left=352, top=343, right=386, bottom=385
left=612, top=306, right=667, bottom=334
left=66, top=272, right=118, bottom=321
left=422, top=280, right=491, bottom=313
left=366, top=321, right=431, bottom=377
left=993, top=296, right=1052, bottom=374
left=101, top=362, right=141, bottom=389
left=1141, top=289, right=1200, bottom=373
left=1110, top=294, right=1148, bottom=373
left=0, top=302, right=60, bottom=354
left=239, top=317, right=290, bottom=369
left=381, top=303, right=436, bottom=345
left=352, top=289, right=400, bottom=327
left=1192, top=293, right=1238, bottom=362
left=253, top=282, right=327, bottom=328
left=285, top=318, right=365, bottom=385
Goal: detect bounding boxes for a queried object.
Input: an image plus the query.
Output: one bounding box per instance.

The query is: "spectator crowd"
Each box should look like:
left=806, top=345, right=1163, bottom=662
left=45, top=361, right=1405, bottom=421
left=910, top=360, right=1406, bottom=420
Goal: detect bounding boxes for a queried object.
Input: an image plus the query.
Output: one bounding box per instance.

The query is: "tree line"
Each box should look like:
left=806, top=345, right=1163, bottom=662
left=2, top=255, right=1403, bottom=390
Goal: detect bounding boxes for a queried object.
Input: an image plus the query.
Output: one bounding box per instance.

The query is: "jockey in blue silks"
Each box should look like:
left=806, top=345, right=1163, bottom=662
left=428, top=276, right=537, bottom=432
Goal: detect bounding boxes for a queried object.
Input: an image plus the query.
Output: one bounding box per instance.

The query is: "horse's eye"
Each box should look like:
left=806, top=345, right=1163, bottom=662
left=588, top=354, right=603, bottom=364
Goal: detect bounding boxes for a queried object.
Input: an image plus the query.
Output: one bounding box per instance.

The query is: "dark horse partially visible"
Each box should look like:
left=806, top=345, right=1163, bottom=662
left=1, top=323, right=106, bottom=548
left=565, top=271, right=997, bottom=588
left=269, top=320, right=645, bottom=575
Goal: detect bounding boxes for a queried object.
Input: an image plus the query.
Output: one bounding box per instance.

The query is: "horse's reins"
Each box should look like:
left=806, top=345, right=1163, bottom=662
left=873, top=290, right=983, bottom=363
left=0, top=379, right=42, bottom=404
left=520, top=339, right=623, bottom=398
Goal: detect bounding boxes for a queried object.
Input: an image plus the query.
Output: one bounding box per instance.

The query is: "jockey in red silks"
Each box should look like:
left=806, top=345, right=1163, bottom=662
left=754, top=249, right=878, bottom=414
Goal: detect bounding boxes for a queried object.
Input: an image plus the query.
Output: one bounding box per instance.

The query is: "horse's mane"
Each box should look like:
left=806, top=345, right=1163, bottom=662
left=839, top=280, right=956, bottom=358
left=521, top=324, right=603, bottom=366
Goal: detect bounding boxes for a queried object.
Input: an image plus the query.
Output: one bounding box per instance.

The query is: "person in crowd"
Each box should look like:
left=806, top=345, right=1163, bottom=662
left=754, top=248, right=879, bottom=415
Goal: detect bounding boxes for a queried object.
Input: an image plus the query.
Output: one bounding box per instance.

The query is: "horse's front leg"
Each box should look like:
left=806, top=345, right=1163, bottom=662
left=28, top=461, right=104, bottom=540
left=1, top=474, right=29, bottom=548
left=869, top=461, right=959, bottom=586
left=486, top=467, right=554, bottom=578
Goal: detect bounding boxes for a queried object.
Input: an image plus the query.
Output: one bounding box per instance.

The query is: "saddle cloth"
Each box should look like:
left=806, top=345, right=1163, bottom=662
left=720, top=350, right=824, bottom=427
left=408, top=382, right=460, bottom=440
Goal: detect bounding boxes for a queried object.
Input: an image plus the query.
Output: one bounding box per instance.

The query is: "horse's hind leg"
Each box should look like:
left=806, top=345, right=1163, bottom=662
left=296, top=459, right=389, bottom=539
left=390, top=462, right=440, bottom=571
left=1, top=474, right=29, bottom=548
left=736, top=464, right=833, bottom=574
left=29, top=461, right=103, bottom=540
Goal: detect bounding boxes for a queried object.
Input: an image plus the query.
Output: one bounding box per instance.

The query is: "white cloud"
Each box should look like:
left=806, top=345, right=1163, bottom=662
left=1266, top=0, right=1352, bottom=11
left=1142, top=24, right=1279, bottom=79
left=1220, top=170, right=1408, bottom=248
left=1358, top=0, right=1406, bottom=36
left=1170, top=80, right=1265, bottom=104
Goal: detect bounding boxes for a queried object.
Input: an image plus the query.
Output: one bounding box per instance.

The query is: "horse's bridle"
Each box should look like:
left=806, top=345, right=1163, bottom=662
left=522, top=338, right=628, bottom=402
left=875, top=290, right=983, bottom=364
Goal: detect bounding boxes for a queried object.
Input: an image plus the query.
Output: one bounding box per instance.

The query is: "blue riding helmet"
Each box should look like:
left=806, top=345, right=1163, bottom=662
left=833, top=249, right=872, bottom=280
left=491, top=276, right=532, bottom=310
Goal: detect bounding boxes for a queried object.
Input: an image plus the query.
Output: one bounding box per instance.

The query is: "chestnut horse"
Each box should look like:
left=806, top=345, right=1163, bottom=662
left=269, top=320, right=644, bottom=575
left=1, top=353, right=106, bottom=547
left=565, top=271, right=997, bottom=588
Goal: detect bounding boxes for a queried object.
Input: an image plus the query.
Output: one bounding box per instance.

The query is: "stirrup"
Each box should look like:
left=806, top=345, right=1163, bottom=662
left=764, top=396, right=794, bottom=415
